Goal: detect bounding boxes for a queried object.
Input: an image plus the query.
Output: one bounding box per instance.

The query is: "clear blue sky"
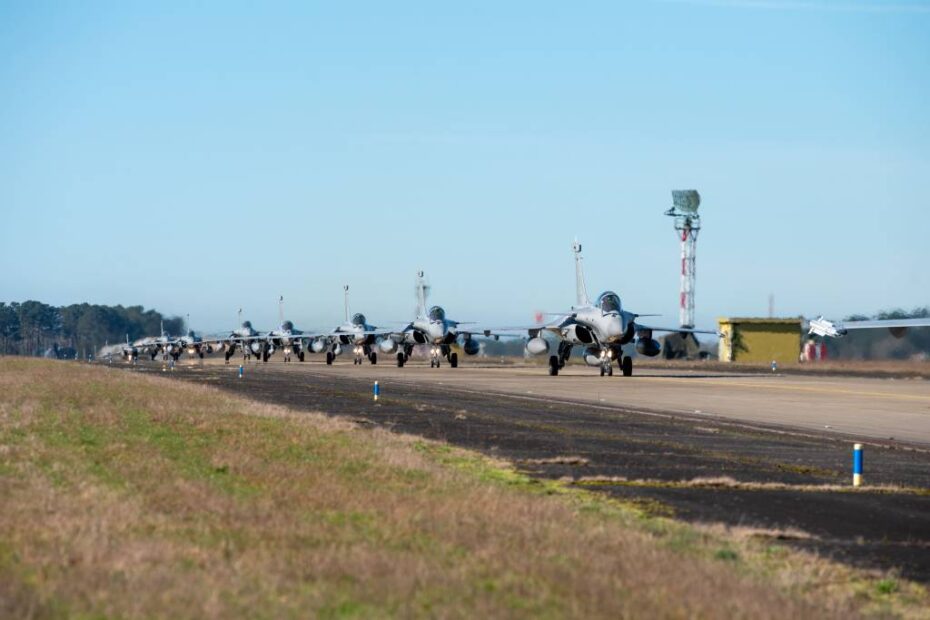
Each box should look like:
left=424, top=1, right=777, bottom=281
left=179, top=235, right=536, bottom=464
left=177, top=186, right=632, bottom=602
left=2, top=1, right=928, bottom=333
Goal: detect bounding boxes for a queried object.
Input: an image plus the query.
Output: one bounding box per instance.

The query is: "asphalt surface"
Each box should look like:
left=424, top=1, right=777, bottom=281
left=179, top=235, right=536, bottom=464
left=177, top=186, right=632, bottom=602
left=117, top=357, right=930, bottom=582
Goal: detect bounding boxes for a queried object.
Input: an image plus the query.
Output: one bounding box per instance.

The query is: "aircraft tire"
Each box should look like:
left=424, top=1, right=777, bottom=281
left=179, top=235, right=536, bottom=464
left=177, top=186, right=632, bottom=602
left=326, top=352, right=334, bottom=365
left=600, top=366, right=606, bottom=377
left=548, top=355, right=559, bottom=376
left=450, top=352, right=458, bottom=368
left=397, top=353, right=405, bottom=368
left=608, top=364, right=613, bottom=376
left=299, top=352, right=305, bottom=362
left=622, top=356, right=633, bottom=377
left=370, top=352, right=377, bottom=365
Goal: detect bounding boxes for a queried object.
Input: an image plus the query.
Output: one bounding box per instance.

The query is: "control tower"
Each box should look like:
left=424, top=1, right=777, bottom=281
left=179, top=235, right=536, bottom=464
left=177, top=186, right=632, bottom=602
left=664, top=190, right=701, bottom=328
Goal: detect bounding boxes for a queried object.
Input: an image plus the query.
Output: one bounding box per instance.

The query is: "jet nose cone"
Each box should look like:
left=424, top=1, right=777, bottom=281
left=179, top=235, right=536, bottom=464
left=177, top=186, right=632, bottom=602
left=606, top=317, right=624, bottom=339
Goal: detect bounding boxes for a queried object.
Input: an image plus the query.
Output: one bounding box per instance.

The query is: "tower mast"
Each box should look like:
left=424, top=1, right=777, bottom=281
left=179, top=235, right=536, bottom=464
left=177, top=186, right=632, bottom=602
left=665, top=190, right=702, bottom=328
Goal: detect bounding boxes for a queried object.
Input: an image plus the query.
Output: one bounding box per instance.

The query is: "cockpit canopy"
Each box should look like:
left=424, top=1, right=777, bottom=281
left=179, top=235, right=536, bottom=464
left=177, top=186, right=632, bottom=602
left=281, top=320, right=294, bottom=331
left=351, top=313, right=366, bottom=326
left=241, top=321, right=253, bottom=329
left=597, top=291, right=622, bottom=314
left=428, top=305, right=446, bottom=322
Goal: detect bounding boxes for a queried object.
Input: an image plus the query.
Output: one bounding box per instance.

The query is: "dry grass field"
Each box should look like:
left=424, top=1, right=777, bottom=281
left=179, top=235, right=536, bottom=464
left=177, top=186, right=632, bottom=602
left=1, top=358, right=928, bottom=618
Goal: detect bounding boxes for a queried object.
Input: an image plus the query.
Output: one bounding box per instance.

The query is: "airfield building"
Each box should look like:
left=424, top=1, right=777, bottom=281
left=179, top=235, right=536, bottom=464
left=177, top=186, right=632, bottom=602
left=717, top=318, right=802, bottom=365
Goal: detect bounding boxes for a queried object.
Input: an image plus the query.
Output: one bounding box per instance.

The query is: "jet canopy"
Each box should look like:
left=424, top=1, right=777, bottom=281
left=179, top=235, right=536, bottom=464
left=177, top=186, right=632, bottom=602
left=242, top=321, right=253, bottom=329
left=597, top=291, right=622, bottom=314
left=428, top=306, right=446, bottom=322
left=351, top=313, right=366, bottom=326
left=281, top=320, right=294, bottom=331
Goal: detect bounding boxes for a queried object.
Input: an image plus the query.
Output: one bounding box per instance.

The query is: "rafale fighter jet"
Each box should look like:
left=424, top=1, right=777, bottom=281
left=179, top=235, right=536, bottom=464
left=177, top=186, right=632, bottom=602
left=211, top=311, right=266, bottom=363
left=378, top=271, right=507, bottom=368
left=130, top=321, right=187, bottom=361
left=265, top=297, right=311, bottom=362
left=119, top=335, right=140, bottom=361
left=213, top=300, right=313, bottom=363
left=521, top=241, right=717, bottom=376
left=808, top=316, right=930, bottom=339
left=131, top=321, right=215, bottom=361
left=311, top=286, right=392, bottom=366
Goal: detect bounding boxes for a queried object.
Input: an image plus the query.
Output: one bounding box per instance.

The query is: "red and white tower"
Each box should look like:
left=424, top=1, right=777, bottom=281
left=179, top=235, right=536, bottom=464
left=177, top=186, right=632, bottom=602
left=664, top=190, right=701, bottom=328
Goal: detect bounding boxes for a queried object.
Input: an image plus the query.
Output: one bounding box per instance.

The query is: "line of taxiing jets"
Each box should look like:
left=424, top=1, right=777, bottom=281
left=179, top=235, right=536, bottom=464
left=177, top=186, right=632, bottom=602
left=116, top=241, right=930, bottom=376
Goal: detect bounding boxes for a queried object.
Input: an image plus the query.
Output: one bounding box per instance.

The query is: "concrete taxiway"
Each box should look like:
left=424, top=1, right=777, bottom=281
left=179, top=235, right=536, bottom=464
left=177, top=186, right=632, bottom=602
left=258, top=360, right=930, bottom=445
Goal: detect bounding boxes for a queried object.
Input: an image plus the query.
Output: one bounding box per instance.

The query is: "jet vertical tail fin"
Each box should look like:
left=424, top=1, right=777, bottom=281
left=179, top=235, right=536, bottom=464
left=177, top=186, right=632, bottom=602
left=573, top=239, right=590, bottom=307
left=344, top=285, right=350, bottom=323
left=415, top=270, right=429, bottom=319
left=160, top=320, right=165, bottom=338
left=278, top=296, right=285, bottom=326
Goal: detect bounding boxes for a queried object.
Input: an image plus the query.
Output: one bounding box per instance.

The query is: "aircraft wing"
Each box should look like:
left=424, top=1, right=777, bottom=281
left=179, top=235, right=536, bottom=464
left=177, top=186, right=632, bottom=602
left=808, top=316, right=930, bottom=338
left=455, top=326, right=527, bottom=339
left=635, top=323, right=720, bottom=336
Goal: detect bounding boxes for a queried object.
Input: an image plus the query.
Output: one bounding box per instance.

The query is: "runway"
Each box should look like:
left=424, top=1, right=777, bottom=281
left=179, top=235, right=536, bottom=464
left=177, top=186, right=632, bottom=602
left=253, top=360, right=930, bottom=445
left=120, top=357, right=930, bottom=582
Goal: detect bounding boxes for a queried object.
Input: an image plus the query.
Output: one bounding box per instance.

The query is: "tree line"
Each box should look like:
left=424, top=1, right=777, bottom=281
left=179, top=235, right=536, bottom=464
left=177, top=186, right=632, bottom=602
left=0, top=301, right=184, bottom=358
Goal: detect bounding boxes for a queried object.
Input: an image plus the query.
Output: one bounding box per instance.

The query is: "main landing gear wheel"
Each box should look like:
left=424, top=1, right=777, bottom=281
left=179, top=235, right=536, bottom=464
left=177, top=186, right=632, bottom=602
left=548, top=355, right=559, bottom=376
left=326, top=351, right=334, bottom=365
left=621, top=355, right=633, bottom=377
left=369, top=352, right=377, bottom=365
left=396, top=352, right=405, bottom=367
left=450, top=352, right=458, bottom=368
left=298, top=352, right=305, bottom=362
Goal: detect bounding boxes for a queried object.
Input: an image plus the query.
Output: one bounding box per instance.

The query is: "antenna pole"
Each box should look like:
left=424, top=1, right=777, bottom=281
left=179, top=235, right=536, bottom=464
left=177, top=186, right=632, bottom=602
left=572, top=239, right=589, bottom=307
left=344, top=285, right=350, bottom=322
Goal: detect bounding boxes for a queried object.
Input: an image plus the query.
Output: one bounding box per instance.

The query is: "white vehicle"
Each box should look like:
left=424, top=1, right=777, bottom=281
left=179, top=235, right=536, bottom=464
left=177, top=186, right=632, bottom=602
left=519, top=241, right=718, bottom=376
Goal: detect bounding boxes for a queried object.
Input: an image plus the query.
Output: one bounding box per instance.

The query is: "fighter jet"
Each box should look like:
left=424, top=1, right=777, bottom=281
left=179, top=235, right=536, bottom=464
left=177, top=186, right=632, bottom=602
left=118, top=335, right=140, bottom=361
left=178, top=329, right=216, bottom=359
left=310, top=286, right=392, bottom=366
left=132, top=321, right=186, bottom=361
left=808, top=316, right=930, bottom=339
left=209, top=310, right=267, bottom=363
left=377, top=271, right=506, bottom=368
left=264, top=297, right=311, bottom=362
left=521, top=241, right=717, bottom=376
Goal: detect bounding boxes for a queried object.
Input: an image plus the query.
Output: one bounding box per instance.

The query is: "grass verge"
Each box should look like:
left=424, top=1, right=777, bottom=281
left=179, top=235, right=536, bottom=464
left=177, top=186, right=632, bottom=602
left=0, top=358, right=927, bottom=618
